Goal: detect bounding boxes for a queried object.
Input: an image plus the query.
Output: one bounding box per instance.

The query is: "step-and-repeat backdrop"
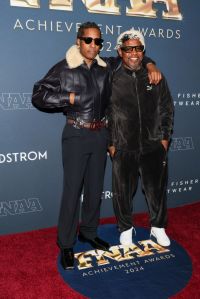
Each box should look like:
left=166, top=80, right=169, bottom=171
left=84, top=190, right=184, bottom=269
left=0, top=0, right=199, bottom=235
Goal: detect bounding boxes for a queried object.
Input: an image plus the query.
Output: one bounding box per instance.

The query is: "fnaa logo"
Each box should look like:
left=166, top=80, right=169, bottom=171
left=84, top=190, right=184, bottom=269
left=170, top=137, right=194, bottom=151
left=58, top=225, right=192, bottom=298
left=0, top=93, right=33, bottom=110
left=0, top=198, right=43, bottom=217
left=10, top=0, right=182, bottom=20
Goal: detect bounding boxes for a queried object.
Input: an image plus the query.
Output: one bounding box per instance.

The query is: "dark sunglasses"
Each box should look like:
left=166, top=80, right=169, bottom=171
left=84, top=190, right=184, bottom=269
left=79, top=37, right=104, bottom=46
left=121, top=45, right=144, bottom=53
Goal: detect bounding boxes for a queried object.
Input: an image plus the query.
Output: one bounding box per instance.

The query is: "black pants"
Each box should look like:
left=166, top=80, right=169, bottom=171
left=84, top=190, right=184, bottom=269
left=112, top=144, right=168, bottom=232
left=57, top=124, right=108, bottom=249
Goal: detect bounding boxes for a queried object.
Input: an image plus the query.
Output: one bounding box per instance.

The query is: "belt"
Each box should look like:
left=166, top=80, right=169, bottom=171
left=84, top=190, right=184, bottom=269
left=67, top=118, right=107, bottom=130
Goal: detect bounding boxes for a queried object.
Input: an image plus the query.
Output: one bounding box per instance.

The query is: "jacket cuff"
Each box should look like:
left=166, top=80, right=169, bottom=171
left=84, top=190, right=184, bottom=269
left=74, top=94, right=80, bottom=105
left=161, top=133, right=171, bottom=140
left=142, top=56, right=155, bottom=67
left=61, top=94, right=80, bottom=105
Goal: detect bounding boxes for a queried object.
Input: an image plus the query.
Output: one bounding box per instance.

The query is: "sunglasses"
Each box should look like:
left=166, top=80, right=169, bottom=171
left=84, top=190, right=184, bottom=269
left=121, top=45, right=144, bottom=53
left=79, top=37, right=104, bottom=46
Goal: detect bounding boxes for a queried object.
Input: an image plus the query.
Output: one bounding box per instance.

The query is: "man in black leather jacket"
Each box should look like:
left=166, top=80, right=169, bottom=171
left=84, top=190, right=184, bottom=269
left=109, top=30, right=174, bottom=248
left=32, top=22, right=161, bottom=270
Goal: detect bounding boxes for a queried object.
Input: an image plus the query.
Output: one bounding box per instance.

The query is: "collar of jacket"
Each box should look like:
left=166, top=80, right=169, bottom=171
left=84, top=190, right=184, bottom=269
left=65, top=45, right=107, bottom=69
left=121, top=64, right=144, bottom=76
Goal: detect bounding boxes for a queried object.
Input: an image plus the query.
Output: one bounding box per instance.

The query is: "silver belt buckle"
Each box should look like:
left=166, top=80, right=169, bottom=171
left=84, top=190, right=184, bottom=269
left=72, top=117, right=85, bottom=129
left=72, top=120, right=80, bottom=129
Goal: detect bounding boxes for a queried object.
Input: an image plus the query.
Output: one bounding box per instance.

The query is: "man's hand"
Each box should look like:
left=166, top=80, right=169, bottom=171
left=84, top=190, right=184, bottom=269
left=69, top=92, right=75, bottom=104
left=147, top=63, right=162, bottom=85
left=108, top=146, right=116, bottom=158
left=161, top=140, right=169, bottom=151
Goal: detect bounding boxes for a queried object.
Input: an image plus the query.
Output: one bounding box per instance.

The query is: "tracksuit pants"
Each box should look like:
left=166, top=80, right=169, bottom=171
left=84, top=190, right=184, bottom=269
left=112, top=144, right=168, bottom=232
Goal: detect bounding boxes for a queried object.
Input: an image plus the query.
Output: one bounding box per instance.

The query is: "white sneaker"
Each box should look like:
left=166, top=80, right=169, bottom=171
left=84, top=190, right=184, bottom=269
left=150, top=227, right=170, bottom=247
left=120, top=227, right=135, bottom=245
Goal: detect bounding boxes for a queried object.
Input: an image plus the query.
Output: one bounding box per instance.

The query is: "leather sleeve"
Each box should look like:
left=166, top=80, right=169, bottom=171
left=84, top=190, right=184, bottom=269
left=32, top=61, right=79, bottom=111
left=142, top=56, right=156, bottom=67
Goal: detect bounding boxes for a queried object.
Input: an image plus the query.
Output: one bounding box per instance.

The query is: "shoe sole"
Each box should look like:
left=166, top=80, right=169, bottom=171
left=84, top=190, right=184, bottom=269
left=150, top=231, right=170, bottom=247
left=64, top=266, right=74, bottom=270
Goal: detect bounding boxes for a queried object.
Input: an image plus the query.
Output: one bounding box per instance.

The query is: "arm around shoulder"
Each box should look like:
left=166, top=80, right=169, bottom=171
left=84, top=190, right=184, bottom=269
left=143, top=56, right=162, bottom=85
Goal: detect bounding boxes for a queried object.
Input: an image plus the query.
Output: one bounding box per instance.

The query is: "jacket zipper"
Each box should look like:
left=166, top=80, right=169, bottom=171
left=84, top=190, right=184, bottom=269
left=90, top=66, right=101, bottom=120
left=132, top=72, right=142, bottom=152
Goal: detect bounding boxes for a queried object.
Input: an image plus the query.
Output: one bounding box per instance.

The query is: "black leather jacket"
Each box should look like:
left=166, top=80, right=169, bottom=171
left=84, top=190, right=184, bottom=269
left=32, top=45, right=154, bottom=122
left=109, top=64, right=174, bottom=153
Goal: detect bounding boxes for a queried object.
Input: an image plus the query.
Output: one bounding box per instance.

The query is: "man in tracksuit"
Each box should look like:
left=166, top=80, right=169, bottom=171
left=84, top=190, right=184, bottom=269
left=32, top=22, right=162, bottom=270
left=109, top=30, right=174, bottom=247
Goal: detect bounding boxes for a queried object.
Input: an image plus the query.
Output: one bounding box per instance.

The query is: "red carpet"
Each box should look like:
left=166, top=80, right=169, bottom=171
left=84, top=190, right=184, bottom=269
left=0, top=201, right=199, bottom=299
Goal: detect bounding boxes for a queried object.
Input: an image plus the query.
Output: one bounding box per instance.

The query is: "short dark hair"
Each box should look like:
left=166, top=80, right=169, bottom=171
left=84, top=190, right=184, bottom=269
left=77, top=22, right=101, bottom=38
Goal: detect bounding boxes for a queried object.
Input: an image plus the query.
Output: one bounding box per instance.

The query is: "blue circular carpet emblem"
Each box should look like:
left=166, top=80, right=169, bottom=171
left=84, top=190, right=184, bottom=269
left=58, top=224, right=192, bottom=299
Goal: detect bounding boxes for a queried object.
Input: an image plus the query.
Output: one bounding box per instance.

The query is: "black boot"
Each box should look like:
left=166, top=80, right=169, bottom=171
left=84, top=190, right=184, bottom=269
left=60, top=248, right=74, bottom=270
left=78, top=233, right=110, bottom=251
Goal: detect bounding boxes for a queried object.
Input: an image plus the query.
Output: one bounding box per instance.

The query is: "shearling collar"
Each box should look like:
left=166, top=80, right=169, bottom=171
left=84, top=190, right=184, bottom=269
left=66, top=45, right=107, bottom=69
